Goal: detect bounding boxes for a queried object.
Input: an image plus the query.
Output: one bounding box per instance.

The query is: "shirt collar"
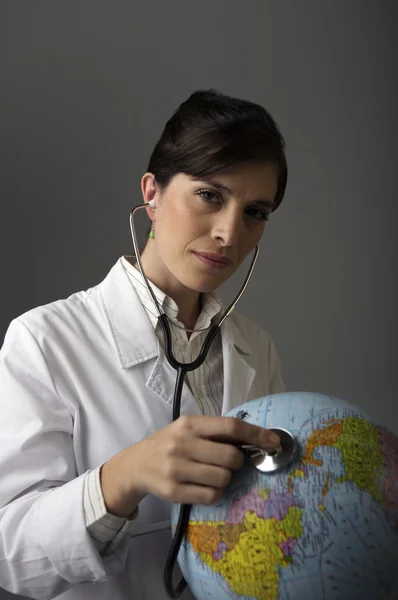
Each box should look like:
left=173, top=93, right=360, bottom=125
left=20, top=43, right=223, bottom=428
left=122, top=256, right=223, bottom=332
left=99, top=258, right=251, bottom=369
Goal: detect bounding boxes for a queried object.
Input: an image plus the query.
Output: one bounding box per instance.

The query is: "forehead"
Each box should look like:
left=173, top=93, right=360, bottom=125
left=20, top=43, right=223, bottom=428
left=208, top=162, right=278, bottom=189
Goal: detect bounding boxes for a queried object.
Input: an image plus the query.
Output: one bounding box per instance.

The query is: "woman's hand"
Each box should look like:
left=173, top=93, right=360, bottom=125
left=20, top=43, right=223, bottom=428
left=101, top=415, right=280, bottom=518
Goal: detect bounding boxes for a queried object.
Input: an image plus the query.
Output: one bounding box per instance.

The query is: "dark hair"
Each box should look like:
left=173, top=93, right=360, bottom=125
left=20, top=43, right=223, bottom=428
left=147, top=89, right=287, bottom=210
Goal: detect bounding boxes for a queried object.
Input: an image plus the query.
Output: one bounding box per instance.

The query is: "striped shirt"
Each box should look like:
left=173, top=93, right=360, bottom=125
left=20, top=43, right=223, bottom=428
left=83, top=255, right=225, bottom=554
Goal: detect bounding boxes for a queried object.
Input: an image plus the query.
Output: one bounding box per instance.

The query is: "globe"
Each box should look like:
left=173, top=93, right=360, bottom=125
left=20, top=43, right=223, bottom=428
left=171, top=392, right=398, bottom=600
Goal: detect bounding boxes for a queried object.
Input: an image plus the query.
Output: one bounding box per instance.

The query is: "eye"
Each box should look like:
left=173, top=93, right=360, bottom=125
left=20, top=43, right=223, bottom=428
left=245, top=207, right=271, bottom=222
left=196, top=189, right=221, bottom=204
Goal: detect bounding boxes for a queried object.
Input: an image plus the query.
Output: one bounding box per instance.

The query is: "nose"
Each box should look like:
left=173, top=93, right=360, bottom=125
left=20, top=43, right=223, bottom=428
left=211, top=206, right=243, bottom=247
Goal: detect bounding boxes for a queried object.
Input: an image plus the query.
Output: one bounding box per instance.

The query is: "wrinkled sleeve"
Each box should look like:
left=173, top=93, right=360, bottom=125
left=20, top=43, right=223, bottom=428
left=268, top=338, right=286, bottom=394
left=0, top=319, right=131, bottom=600
left=84, top=466, right=138, bottom=555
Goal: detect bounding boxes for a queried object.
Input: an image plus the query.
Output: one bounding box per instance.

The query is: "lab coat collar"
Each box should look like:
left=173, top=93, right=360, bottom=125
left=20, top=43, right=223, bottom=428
left=99, top=258, right=253, bottom=370
left=100, top=258, right=159, bottom=368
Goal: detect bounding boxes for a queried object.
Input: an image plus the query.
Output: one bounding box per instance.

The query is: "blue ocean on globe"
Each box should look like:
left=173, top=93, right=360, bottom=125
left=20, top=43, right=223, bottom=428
left=171, top=392, right=398, bottom=600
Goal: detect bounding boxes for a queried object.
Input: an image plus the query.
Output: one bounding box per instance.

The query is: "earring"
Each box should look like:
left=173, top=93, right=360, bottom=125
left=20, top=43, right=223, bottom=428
left=149, top=222, right=155, bottom=239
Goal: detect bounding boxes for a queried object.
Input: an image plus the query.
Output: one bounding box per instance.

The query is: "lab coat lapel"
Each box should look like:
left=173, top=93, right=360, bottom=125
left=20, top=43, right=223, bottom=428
left=220, top=315, right=256, bottom=415
left=144, top=312, right=257, bottom=418
left=146, top=346, right=202, bottom=417
left=100, top=259, right=201, bottom=417
left=100, top=259, right=254, bottom=418
left=149, top=318, right=257, bottom=418
left=100, top=259, right=158, bottom=367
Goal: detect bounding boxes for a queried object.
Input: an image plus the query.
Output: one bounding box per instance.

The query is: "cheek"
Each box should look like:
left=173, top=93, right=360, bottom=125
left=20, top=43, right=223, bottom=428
left=163, top=197, right=193, bottom=226
left=157, top=204, right=201, bottom=255
left=241, top=224, right=264, bottom=251
left=233, top=226, right=263, bottom=267
left=167, top=204, right=207, bottom=240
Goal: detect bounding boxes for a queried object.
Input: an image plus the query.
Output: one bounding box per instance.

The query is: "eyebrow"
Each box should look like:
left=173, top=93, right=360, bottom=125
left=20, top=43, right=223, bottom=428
left=192, top=177, right=276, bottom=211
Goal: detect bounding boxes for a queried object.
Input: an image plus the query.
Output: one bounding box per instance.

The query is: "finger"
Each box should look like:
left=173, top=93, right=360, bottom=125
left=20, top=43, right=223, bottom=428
left=216, top=418, right=281, bottom=450
left=162, top=456, right=235, bottom=488
left=184, top=415, right=280, bottom=449
left=159, top=482, right=225, bottom=506
left=187, top=439, right=244, bottom=471
left=181, top=462, right=233, bottom=489
left=187, top=438, right=245, bottom=471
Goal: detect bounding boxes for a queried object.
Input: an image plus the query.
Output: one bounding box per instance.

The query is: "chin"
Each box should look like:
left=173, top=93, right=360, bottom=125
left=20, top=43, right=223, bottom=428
left=183, top=274, right=223, bottom=294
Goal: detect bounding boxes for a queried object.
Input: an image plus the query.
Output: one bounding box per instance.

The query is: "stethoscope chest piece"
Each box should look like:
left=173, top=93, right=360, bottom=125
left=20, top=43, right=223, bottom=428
left=240, top=427, right=299, bottom=473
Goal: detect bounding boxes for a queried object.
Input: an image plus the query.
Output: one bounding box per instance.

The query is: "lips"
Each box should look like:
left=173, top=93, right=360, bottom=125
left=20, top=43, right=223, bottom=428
left=194, top=252, right=233, bottom=267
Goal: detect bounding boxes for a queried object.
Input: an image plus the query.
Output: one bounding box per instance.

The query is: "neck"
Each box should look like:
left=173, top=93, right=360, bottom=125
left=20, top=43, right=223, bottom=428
left=133, top=246, right=202, bottom=331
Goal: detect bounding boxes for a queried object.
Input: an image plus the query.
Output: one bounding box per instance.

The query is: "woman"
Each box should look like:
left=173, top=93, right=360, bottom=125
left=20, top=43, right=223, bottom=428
left=0, top=89, right=288, bottom=600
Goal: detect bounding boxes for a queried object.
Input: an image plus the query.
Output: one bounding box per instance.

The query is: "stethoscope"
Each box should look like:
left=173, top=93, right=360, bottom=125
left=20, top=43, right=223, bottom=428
left=130, top=200, right=298, bottom=599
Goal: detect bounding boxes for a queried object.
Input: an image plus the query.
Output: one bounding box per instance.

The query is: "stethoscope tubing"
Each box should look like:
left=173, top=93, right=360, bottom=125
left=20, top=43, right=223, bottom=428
left=129, top=202, right=260, bottom=598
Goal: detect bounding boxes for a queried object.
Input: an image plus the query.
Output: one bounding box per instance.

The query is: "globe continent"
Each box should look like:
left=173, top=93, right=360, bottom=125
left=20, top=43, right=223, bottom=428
left=171, top=392, right=398, bottom=600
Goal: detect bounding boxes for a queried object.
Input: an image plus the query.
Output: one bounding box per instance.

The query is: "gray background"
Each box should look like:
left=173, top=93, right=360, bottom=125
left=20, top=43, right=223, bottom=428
left=1, top=1, right=397, bottom=598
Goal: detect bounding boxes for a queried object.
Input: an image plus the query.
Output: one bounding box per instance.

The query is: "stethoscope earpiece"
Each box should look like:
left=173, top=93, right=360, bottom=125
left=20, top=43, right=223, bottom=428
left=129, top=200, right=262, bottom=599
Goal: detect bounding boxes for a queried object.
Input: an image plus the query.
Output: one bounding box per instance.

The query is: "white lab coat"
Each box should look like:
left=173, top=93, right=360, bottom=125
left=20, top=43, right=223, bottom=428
left=0, top=258, right=285, bottom=600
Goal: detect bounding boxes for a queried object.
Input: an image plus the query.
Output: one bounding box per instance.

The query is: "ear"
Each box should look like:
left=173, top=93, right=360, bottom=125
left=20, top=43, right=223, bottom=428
left=141, top=173, right=157, bottom=221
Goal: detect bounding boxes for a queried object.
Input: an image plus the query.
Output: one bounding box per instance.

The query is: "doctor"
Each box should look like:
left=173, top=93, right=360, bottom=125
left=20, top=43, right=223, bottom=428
left=0, top=89, right=288, bottom=600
